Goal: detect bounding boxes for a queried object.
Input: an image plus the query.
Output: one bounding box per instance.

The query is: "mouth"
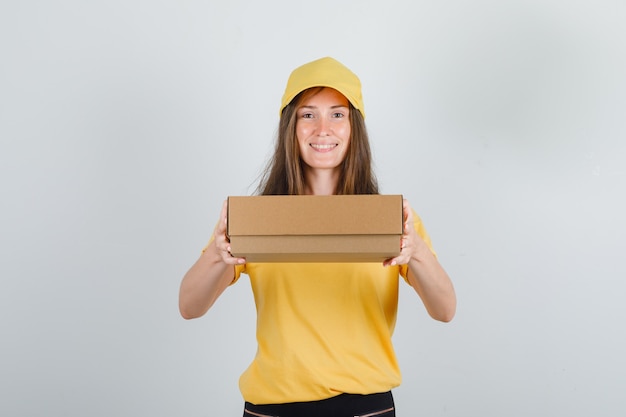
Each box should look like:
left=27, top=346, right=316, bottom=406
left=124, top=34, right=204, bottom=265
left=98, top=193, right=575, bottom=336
left=310, top=143, right=338, bottom=152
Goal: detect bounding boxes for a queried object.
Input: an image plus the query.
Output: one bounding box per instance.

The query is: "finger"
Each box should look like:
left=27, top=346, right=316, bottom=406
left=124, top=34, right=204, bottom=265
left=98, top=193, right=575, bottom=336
left=224, top=254, right=247, bottom=265
left=213, top=239, right=244, bottom=264
left=402, top=199, right=412, bottom=219
left=383, top=255, right=408, bottom=267
left=215, top=200, right=229, bottom=233
left=383, top=243, right=410, bottom=266
left=382, top=257, right=396, bottom=267
left=402, top=199, right=414, bottom=233
left=224, top=245, right=246, bottom=264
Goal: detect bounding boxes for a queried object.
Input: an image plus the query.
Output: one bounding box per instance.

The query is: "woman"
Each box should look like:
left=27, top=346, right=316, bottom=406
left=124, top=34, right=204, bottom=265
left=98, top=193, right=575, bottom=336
left=179, top=57, right=456, bottom=417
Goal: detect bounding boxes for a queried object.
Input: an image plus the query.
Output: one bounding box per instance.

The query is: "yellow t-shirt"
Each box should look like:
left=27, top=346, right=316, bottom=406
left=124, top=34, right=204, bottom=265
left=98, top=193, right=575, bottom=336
left=231, top=211, right=436, bottom=405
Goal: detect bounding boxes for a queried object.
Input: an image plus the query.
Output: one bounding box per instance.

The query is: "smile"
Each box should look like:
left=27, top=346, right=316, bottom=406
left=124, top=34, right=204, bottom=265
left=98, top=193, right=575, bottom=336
left=310, top=143, right=338, bottom=151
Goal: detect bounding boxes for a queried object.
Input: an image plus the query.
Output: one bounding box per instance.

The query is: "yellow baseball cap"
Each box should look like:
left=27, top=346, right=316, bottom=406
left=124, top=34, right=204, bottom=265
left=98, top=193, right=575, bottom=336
left=279, top=57, right=365, bottom=118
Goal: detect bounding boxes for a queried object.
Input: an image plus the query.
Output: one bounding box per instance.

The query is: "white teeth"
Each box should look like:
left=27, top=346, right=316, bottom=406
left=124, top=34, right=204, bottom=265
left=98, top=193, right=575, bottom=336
left=311, top=144, right=336, bottom=150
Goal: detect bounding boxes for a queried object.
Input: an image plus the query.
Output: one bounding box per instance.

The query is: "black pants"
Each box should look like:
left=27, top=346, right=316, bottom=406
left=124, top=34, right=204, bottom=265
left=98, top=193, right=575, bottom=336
left=243, top=391, right=395, bottom=417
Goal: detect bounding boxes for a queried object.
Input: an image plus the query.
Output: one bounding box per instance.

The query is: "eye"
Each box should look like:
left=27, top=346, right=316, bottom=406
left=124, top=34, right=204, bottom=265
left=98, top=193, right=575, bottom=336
left=299, top=111, right=314, bottom=119
left=332, top=112, right=345, bottom=118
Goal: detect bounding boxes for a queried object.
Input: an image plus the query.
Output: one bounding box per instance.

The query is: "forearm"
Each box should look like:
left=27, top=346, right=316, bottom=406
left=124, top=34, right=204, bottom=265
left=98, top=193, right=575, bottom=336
left=407, top=248, right=456, bottom=322
left=179, top=241, right=235, bottom=319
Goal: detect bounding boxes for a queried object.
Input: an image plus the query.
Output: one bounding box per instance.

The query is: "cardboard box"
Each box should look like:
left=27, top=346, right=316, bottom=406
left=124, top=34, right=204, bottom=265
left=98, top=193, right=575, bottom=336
left=227, top=195, right=403, bottom=262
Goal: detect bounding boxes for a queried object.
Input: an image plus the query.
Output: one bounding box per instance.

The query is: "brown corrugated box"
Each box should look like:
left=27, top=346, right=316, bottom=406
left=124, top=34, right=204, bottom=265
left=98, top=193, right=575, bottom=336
left=227, top=195, right=403, bottom=262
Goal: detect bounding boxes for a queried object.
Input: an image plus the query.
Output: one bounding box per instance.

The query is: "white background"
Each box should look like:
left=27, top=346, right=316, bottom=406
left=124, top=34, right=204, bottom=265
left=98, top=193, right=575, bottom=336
left=1, top=1, right=625, bottom=416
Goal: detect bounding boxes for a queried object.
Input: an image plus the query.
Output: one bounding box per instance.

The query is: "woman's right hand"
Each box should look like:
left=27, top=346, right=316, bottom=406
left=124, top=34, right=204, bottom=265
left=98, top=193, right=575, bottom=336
left=212, top=200, right=246, bottom=265
left=179, top=200, right=245, bottom=319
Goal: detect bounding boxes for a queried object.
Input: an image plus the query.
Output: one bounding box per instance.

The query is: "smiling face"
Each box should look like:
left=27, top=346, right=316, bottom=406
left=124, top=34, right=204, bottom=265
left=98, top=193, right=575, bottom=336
left=295, top=87, right=351, bottom=175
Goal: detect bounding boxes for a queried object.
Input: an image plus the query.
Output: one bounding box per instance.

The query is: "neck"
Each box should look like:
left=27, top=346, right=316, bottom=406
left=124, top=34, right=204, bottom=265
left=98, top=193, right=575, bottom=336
left=303, top=168, right=339, bottom=196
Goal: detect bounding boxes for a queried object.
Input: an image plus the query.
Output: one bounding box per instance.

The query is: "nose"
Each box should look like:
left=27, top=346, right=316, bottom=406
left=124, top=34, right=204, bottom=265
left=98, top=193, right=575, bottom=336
left=317, top=116, right=331, bottom=136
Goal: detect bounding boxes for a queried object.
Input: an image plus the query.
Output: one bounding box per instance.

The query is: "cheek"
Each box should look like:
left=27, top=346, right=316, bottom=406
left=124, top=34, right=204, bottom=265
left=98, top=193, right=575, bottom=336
left=295, top=131, right=306, bottom=151
left=295, top=123, right=310, bottom=142
left=338, top=123, right=351, bottom=141
left=296, top=128, right=309, bottom=152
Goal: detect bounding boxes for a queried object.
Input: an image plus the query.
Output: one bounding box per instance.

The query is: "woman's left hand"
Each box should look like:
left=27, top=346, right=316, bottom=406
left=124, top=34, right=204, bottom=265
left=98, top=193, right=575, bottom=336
left=383, top=199, right=456, bottom=322
left=383, top=199, right=431, bottom=267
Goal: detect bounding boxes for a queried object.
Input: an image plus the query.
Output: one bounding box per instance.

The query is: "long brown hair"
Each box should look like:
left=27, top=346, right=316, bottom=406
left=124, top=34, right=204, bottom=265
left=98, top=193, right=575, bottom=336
left=256, top=88, right=379, bottom=196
